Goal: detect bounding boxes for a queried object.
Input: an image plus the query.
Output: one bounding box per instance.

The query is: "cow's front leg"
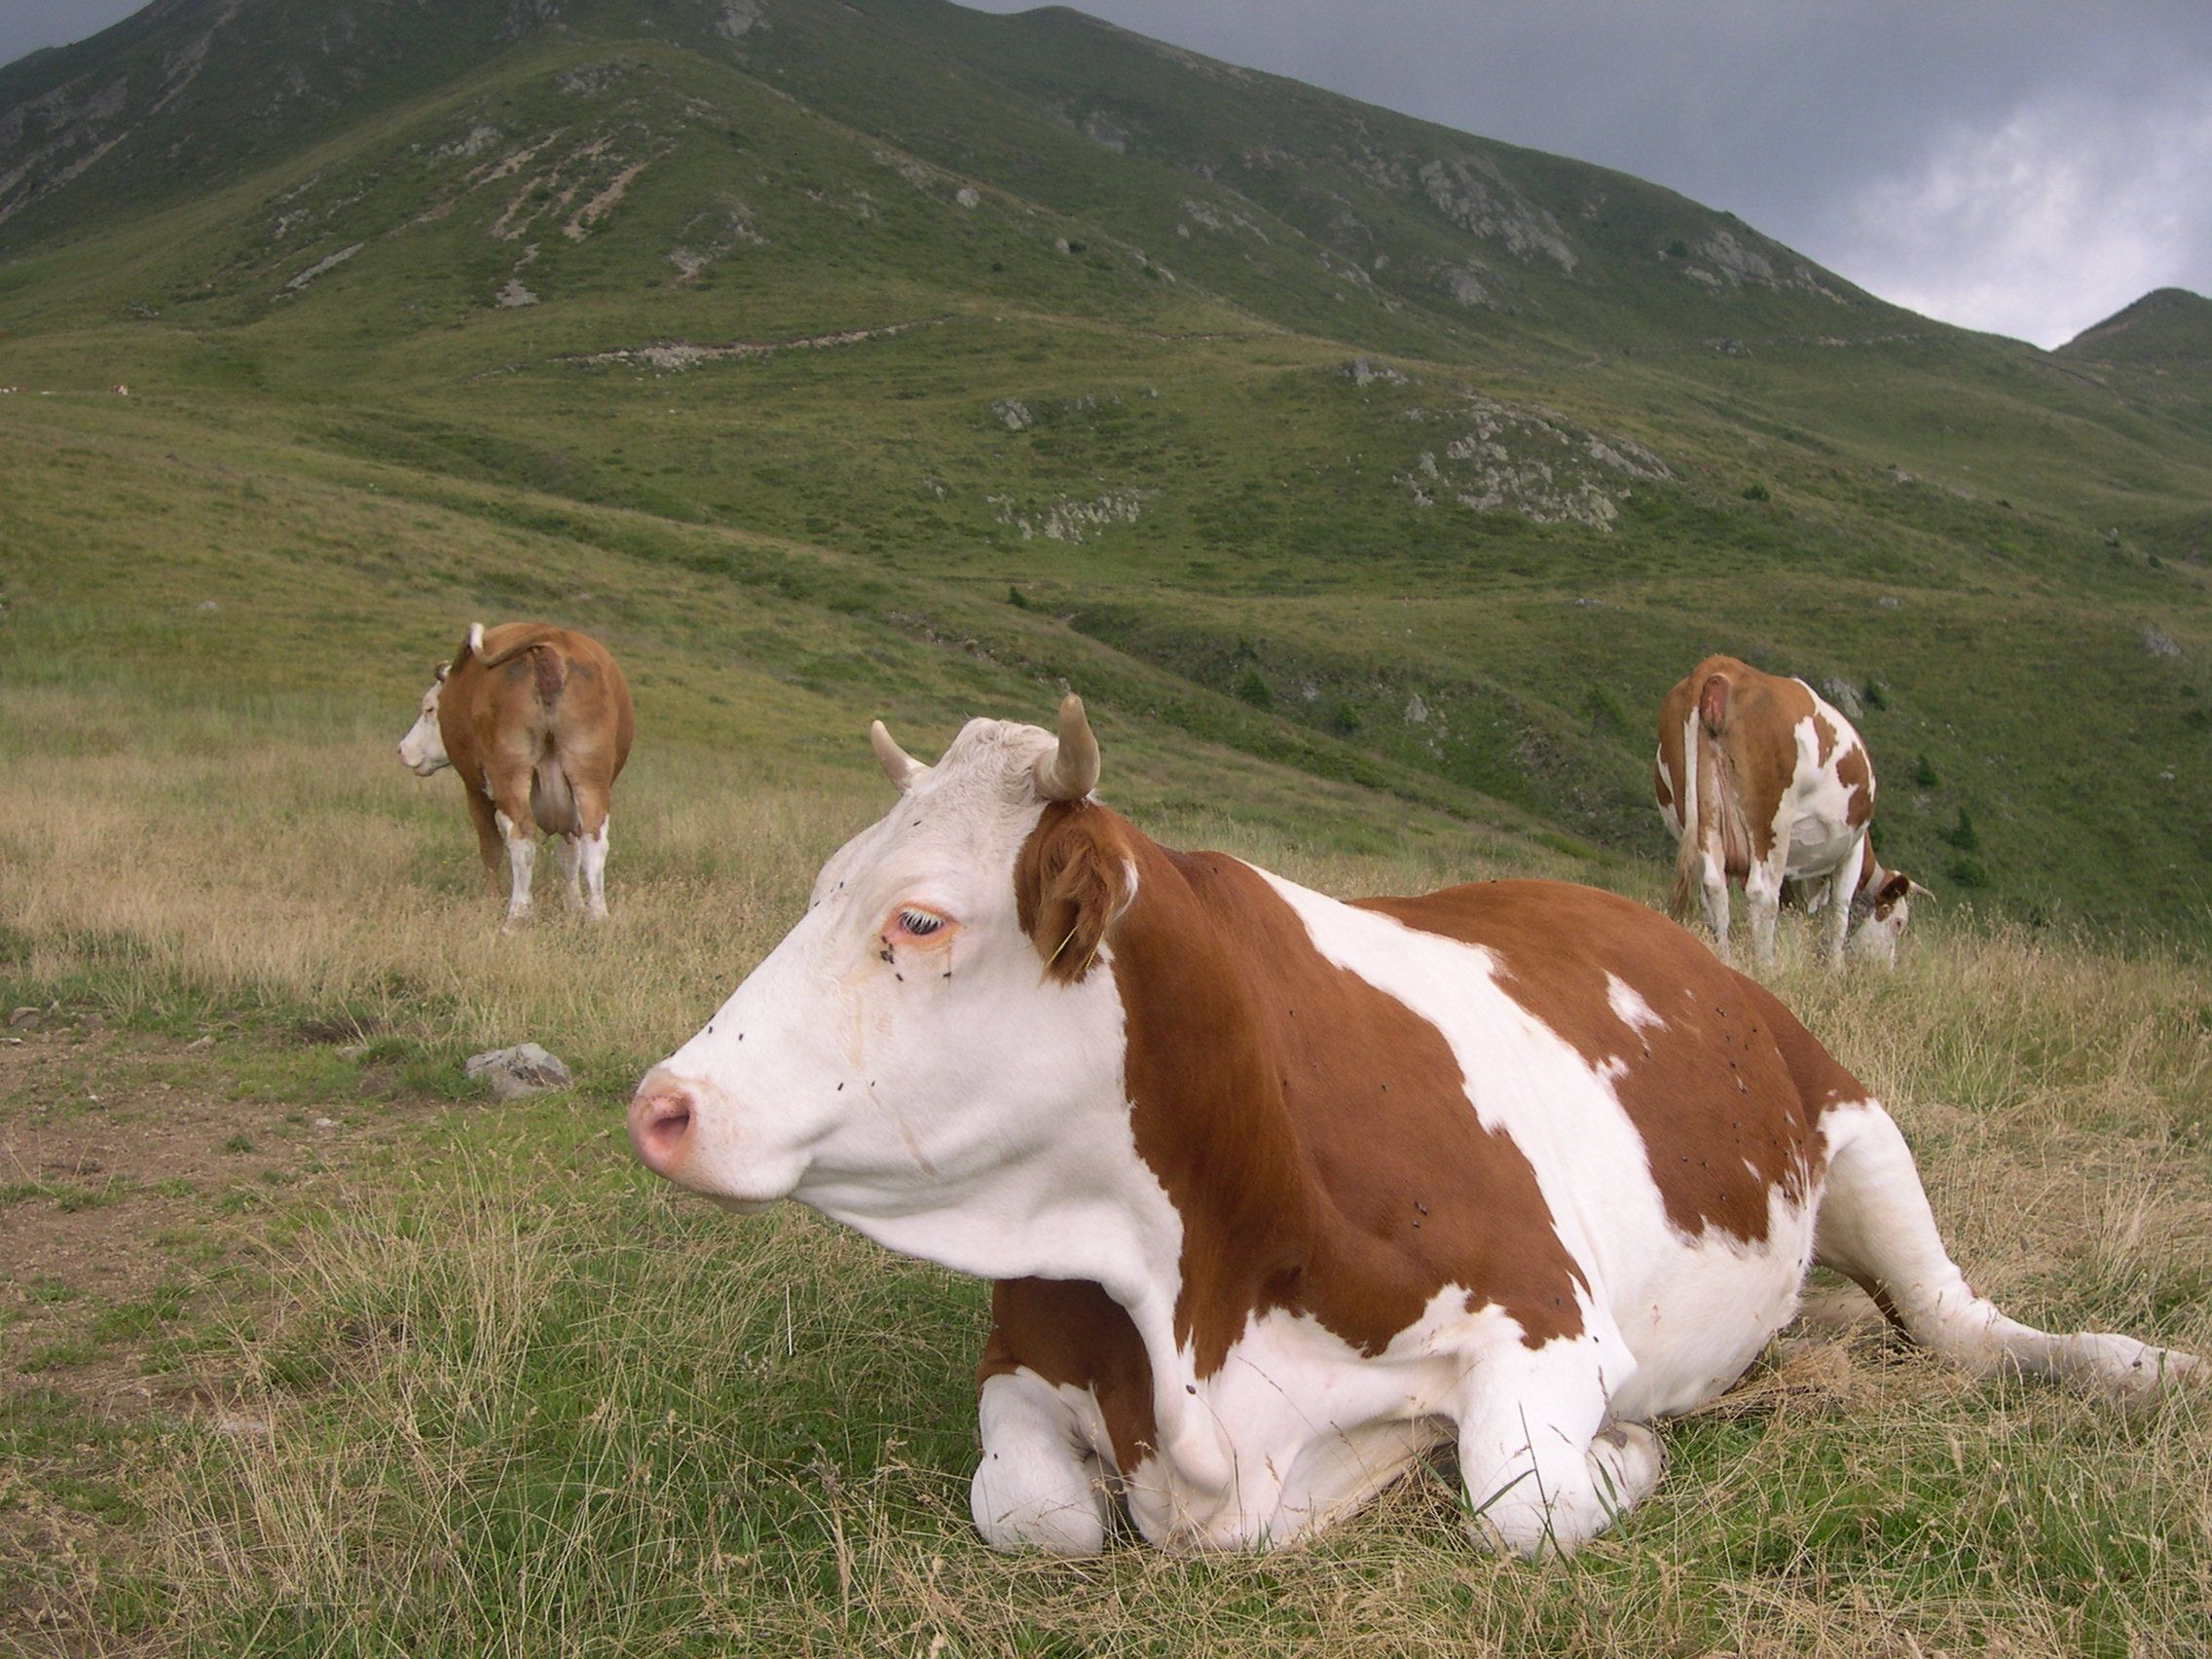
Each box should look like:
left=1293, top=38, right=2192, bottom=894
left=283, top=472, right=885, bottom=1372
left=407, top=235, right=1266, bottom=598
left=1454, top=1338, right=1662, bottom=1559
left=971, top=1370, right=1114, bottom=1556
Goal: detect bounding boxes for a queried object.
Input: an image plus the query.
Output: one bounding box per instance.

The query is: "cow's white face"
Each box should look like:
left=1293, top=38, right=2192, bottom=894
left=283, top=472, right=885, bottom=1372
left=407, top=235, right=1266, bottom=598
left=630, top=703, right=1129, bottom=1253
left=397, top=665, right=451, bottom=776
left=1850, top=875, right=1919, bottom=965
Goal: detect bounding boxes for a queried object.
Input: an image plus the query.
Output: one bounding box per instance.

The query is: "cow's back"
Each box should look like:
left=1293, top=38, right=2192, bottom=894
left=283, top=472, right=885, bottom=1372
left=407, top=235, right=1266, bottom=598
left=444, top=623, right=632, bottom=784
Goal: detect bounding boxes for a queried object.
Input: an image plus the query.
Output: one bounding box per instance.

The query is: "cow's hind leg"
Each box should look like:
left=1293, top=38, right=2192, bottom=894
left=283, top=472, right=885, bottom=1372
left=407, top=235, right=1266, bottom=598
left=487, top=768, right=539, bottom=928
left=1746, top=846, right=1788, bottom=967
left=972, top=1370, right=1114, bottom=1556
left=1815, top=1102, right=2200, bottom=1398
left=1453, top=1335, right=1663, bottom=1559
left=573, top=778, right=612, bottom=923
left=555, top=834, right=585, bottom=913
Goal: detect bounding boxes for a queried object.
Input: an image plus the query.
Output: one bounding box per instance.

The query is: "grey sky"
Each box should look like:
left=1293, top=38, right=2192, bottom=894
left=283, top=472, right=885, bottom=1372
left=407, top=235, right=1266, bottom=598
left=955, top=0, right=2212, bottom=350
left=6, top=2, right=2206, bottom=348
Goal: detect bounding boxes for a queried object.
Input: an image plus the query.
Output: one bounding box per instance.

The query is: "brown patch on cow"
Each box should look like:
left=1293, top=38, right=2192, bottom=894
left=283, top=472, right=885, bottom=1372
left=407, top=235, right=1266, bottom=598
left=1837, top=745, right=1874, bottom=828
left=1652, top=756, right=1674, bottom=815
left=978, top=1278, right=1161, bottom=1474
left=428, top=622, right=635, bottom=881
left=1812, top=713, right=1839, bottom=765
left=1871, top=871, right=1912, bottom=918
left=1001, top=805, right=1589, bottom=1409
left=1356, top=881, right=1847, bottom=1243
left=1013, top=803, right=1130, bottom=983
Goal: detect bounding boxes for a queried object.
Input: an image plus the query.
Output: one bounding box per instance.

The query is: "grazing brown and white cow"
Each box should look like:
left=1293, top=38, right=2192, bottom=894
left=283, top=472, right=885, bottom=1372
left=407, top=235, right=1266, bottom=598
left=397, top=622, right=634, bottom=925
left=1656, top=655, right=1924, bottom=967
left=628, top=697, right=2193, bottom=1559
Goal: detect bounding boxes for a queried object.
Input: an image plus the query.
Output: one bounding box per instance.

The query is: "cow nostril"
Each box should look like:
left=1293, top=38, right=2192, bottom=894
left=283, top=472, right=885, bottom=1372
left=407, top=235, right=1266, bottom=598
left=628, top=1087, right=695, bottom=1174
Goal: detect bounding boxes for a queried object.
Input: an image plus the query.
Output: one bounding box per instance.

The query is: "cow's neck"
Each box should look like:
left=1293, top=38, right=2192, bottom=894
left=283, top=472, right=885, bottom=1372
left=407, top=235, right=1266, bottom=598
left=1851, top=838, right=1891, bottom=909
left=1108, top=839, right=1324, bottom=1372
left=1112, top=838, right=1519, bottom=1373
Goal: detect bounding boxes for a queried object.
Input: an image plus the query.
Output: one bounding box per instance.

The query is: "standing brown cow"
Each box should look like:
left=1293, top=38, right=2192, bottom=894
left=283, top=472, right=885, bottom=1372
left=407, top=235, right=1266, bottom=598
left=397, top=622, right=634, bottom=926
left=1655, top=655, right=1923, bottom=967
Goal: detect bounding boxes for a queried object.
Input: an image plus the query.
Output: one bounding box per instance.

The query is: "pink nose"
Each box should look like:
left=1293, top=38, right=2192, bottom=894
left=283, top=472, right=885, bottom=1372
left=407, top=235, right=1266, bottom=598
left=628, top=1078, right=696, bottom=1177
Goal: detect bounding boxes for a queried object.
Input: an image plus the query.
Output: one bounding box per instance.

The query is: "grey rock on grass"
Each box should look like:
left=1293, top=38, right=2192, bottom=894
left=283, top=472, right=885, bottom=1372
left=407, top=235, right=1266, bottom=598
left=465, top=1042, right=573, bottom=1100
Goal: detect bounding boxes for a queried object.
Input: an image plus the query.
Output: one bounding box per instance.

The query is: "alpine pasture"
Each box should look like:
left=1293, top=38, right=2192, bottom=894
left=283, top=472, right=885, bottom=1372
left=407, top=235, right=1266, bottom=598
left=3, top=0, right=2210, bottom=1652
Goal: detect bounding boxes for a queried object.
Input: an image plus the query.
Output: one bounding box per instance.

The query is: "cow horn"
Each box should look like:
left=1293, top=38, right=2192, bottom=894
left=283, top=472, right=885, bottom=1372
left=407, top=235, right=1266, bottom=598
left=1033, top=693, right=1100, bottom=801
left=1908, top=879, right=1936, bottom=902
left=869, top=719, right=927, bottom=793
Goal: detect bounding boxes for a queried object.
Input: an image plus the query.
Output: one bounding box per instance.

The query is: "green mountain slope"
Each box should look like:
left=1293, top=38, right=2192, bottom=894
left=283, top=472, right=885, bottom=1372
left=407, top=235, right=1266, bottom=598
left=3, top=0, right=2208, bottom=936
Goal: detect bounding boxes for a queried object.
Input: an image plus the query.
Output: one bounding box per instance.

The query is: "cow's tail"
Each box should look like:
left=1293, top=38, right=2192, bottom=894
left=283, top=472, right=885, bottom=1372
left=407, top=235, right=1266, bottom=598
left=466, top=623, right=568, bottom=705
left=1815, top=1101, right=2200, bottom=1401
left=1668, top=672, right=1745, bottom=921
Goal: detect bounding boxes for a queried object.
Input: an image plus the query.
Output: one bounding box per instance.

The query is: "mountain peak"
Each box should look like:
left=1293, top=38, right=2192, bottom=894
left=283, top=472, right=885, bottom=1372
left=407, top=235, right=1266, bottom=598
left=2057, top=286, right=2212, bottom=365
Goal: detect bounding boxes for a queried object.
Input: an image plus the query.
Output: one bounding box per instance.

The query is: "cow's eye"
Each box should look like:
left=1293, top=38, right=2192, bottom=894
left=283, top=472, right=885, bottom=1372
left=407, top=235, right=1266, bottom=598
left=896, top=907, right=946, bottom=938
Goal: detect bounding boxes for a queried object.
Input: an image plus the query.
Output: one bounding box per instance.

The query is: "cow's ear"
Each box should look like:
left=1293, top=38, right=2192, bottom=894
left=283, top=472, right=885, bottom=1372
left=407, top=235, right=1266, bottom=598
left=1877, top=872, right=1913, bottom=907
left=1015, top=804, right=1132, bottom=985
left=433, top=661, right=450, bottom=683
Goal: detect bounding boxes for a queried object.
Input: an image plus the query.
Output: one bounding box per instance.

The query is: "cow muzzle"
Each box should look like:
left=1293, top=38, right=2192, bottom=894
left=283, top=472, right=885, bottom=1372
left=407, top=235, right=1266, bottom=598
left=627, top=1068, right=792, bottom=1211
left=628, top=1071, right=698, bottom=1178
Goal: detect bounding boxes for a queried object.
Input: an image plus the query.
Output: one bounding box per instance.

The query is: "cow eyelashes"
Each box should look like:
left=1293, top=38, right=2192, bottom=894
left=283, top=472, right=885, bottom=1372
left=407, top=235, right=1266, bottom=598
left=894, top=906, right=947, bottom=938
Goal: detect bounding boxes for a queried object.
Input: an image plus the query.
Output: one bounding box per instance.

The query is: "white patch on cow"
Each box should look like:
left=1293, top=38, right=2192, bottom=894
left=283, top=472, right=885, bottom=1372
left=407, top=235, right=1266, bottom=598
left=496, top=809, right=535, bottom=921
left=1253, top=868, right=1815, bottom=1425
left=580, top=818, right=609, bottom=922
left=396, top=679, right=450, bottom=775
left=1605, top=973, right=1663, bottom=1037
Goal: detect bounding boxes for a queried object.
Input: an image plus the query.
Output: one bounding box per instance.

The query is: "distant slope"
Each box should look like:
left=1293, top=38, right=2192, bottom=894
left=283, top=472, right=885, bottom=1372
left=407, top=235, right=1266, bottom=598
left=2, top=0, right=2208, bottom=938
left=2057, top=287, right=2212, bottom=433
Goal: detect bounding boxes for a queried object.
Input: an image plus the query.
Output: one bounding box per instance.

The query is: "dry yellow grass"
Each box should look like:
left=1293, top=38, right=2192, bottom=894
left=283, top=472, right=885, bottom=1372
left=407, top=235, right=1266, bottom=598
left=5, top=679, right=2210, bottom=1657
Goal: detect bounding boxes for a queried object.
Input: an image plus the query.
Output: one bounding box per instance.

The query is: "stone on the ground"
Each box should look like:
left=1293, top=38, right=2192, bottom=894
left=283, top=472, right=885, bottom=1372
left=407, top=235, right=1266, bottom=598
left=8, top=1007, right=39, bottom=1030
left=185, top=1034, right=214, bottom=1051
left=465, top=1042, right=573, bottom=1100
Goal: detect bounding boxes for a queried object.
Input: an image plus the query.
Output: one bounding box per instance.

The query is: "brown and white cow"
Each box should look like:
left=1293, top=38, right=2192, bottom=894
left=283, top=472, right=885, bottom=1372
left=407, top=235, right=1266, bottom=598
left=397, top=622, right=634, bottom=925
left=1656, top=654, right=1924, bottom=967
left=627, top=697, right=2193, bottom=1559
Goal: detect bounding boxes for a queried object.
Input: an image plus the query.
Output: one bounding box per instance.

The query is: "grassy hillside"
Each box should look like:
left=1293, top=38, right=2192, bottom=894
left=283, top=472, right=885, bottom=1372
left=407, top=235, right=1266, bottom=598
left=0, top=0, right=2207, bottom=934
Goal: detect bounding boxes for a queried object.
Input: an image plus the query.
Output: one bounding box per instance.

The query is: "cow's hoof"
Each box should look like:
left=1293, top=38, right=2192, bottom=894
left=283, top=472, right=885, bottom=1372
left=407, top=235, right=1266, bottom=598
left=500, top=908, right=535, bottom=935
left=584, top=904, right=609, bottom=926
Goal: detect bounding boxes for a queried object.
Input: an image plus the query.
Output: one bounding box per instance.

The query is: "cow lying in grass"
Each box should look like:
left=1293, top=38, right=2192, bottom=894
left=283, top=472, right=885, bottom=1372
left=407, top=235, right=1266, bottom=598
left=398, top=622, right=633, bottom=926
left=631, top=697, right=2194, bottom=1557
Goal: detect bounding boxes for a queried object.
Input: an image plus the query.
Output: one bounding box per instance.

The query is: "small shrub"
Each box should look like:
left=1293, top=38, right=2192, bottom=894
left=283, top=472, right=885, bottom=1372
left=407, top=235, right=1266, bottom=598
left=1741, top=482, right=1769, bottom=502
left=1913, top=754, right=1940, bottom=788
left=1947, top=855, right=1991, bottom=889
left=1233, top=665, right=1272, bottom=710
left=1665, top=238, right=1689, bottom=259
left=1329, top=702, right=1362, bottom=736
left=1006, top=585, right=1028, bottom=608
left=1862, top=679, right=1889, bottom=711
left=1943, top=806, right=1979, bottom=852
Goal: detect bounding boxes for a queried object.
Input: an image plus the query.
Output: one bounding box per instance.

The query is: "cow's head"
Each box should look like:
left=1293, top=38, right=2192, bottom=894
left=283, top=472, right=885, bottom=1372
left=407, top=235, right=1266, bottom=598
left=1850, top=871, right=1929, bottom=965
left=396, top=662, right=453, bottom=776
left=628, top=698, right=1139, bottom=1253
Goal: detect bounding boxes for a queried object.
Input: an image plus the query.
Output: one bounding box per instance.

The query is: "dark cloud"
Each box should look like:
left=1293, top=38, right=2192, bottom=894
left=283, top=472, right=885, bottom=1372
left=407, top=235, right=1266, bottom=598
left=961, top=1, right=2212, bottom=348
